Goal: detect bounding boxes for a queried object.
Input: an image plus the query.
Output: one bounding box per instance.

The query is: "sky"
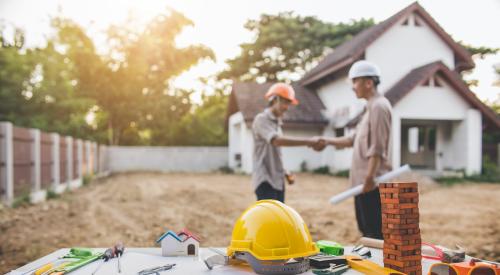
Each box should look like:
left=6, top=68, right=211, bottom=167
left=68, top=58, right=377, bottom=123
left=0, top=0, right=499, bottom=103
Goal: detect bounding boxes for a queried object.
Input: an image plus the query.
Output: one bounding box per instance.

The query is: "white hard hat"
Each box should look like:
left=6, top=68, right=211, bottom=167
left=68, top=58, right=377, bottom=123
left=348, top=60, right=381, bottom=79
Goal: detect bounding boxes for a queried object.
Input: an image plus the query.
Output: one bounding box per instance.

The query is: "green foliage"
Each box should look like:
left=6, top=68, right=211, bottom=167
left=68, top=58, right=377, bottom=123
left=460, top=43, right=499, bottom=59
left=82, top=174, right=94, bottom=186
left=46, top=190, right=60, bottom=200
left=312, top=166, right=331, bottom=175
left=436, top=157, right=500, bottom=185
left=218, top=165, right=234, bottom=174
left=300, top=161, right=308, bottom=172
left=334, top=170, right=350, bottom=178
left=0, top=9, right=225, bottom=146
left=219, top=12, right=374, bottom=82
left=12, top=192, right=31, bottom=208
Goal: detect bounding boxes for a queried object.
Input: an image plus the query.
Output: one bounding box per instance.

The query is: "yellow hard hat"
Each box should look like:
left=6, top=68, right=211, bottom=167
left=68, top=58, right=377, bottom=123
left=227, top=200, right=319, bottom=261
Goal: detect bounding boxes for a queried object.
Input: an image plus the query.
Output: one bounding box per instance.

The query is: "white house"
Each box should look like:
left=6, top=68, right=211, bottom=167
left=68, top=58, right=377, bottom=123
left=156, top=229, right=200, bottom=256
left=226, top=2, right=500, bottom=176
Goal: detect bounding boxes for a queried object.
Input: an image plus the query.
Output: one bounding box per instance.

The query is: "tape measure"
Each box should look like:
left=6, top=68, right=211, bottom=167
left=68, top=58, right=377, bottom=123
left=316, top=240, right=344, bottom=256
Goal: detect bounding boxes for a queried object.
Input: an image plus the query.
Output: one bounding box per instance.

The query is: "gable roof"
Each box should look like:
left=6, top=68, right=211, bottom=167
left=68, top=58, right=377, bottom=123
left=300, top=2, right=474, bottom=87
left=226, top=82, right=328, bottom=129
left=385, top=61, right=500, bottom=129
left=156, top=230, right=182, bottom=243
left=177, top=228, right=200, bottom=242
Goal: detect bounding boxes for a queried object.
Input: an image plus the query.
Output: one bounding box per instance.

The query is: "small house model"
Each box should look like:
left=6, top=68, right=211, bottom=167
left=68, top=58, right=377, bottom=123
left=156, top=228, right=200, bottom=256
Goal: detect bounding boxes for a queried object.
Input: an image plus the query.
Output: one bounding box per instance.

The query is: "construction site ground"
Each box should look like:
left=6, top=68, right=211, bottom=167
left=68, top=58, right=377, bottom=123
left=1, top=172, right=499, bottom=273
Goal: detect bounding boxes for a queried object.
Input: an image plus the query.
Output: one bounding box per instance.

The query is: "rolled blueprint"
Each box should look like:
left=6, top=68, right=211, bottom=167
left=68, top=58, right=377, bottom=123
left=329, top=164, right=411, bottom=205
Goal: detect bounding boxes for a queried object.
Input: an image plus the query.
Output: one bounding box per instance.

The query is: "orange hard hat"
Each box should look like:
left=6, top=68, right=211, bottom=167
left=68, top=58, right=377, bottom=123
left=265, top=83, right=299, bottom=105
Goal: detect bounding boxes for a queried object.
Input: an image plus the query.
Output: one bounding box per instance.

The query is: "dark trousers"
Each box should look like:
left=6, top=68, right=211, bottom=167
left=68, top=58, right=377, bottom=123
left=255, top=181, right=285, bottom=203
left=354, top=187, right=383, bottom=239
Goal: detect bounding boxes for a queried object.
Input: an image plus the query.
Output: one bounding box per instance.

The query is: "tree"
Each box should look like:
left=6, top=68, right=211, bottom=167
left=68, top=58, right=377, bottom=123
left=0, top=27, right=37, bottom=125
left=219, top=12, right=374, bottom=82
left=52, top=9, right=215, bottom=145
left=173, top=78, right=232, bottom=146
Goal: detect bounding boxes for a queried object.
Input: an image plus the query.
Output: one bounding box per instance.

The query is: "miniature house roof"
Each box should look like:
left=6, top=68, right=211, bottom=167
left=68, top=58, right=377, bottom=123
left=177, top=228, right=201, bottom=242
left=156, top=228, right=201, bottom=244
left=156, top=230, right=182, bottom=243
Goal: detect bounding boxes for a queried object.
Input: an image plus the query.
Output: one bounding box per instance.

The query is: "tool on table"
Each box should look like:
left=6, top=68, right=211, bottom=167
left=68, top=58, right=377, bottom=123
left=41, top=248, right=103, bottom=275
left=352, top=245, right=371, bottom=259
left=316, top=240, right=344, bottom=256
left=91, top=247, right=115, bottom=275
left=345, top=256, right=404, bottom=275
left=430, top=261, right=500, bottom=275
left=19, top=258, right=79, bottom=275
left=137, top=263, right=176, bottom=275
left=114, top=242, right=125, bottom=273
left=312, top=263, right=349, bottom=275
left=309, top=254, right=347, bottom=269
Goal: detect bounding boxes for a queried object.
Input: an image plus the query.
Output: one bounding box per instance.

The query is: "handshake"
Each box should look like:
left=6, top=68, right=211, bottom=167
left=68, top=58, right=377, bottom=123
left=307, top=136, right=327, bottom=152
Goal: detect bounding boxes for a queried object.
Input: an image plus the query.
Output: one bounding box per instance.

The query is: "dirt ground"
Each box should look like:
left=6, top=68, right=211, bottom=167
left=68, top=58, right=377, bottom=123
left=1, top=172, right=499, bottom=273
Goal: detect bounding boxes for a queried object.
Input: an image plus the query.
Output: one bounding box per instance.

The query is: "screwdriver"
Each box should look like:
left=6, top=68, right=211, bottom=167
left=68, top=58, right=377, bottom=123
left=114, top=242, right=125, bottom=273
left=91, top=248, right=115, bottom=275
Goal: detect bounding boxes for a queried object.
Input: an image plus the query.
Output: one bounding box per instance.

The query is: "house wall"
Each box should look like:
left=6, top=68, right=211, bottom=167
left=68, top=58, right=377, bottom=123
left=393, top=80, right=470, bottom=121
left=317, top=77, right=365, bottom=128
left=366, top=13, right=455, bottom=93
left=392, top=81, right=481, bottom=174
left=281, top=128, right=325, bottom=171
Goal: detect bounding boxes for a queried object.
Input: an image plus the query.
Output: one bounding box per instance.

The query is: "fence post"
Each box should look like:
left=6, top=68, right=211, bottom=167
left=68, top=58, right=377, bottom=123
left=70, top=139, right=83, bottom=189
left=92, top=142, right=97, bottom=174
left=0, top=122, right=14, bottom=206
left=85, top=141, right=91, bottom=175
left=77, top=139, right=83, bottom=180
left=66, top=136, right=74, bottom=189
left=29, top=128, right=46, bottom=203
left=51, top=133, right=65, bottom=194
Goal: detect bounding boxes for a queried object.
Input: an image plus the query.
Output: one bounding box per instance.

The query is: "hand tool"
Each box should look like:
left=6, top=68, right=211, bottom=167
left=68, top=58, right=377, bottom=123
left=138, top=263, right=176, bottom=275
left=114, top=242, right=125, bottom=273
left=316, top=240, right=344, bottom=256
left=309, top=255, right=347, bottom=269
left=91, top=248, right=115, bottom=275
left=41, top=250, right=103, bottom=275
left=345, top=256, right=404, bottom=275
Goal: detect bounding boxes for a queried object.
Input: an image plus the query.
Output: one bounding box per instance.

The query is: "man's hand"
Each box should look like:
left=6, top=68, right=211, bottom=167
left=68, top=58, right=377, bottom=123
left=363, top=175, right=376, bottom=193
left=309, top=137, right=326, bottom=151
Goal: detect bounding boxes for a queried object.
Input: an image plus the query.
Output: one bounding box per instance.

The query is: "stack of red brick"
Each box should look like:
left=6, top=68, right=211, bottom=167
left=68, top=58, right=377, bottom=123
left=380, top=182, right=422, bottom=275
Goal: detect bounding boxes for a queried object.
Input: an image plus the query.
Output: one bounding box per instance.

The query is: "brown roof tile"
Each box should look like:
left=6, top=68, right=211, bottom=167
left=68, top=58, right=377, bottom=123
left=226, top=82, right=327, bottom=129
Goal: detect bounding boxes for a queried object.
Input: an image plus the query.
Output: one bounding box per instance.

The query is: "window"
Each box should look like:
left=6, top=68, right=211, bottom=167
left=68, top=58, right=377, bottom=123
left=335, top=128, right=345, bottom=137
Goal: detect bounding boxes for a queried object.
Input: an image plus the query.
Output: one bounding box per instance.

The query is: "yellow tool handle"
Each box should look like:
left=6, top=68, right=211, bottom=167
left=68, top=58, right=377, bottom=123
left=34, top=263, right=53, bottom=275
left=346, top=256, right=405, bottom=275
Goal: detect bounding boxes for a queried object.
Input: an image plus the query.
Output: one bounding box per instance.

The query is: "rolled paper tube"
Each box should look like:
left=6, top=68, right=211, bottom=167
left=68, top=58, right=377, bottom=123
left=329, top=164, right=411, bottom=205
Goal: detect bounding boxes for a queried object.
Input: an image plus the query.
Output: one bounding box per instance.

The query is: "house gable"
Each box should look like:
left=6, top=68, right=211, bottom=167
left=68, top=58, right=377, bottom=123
left=386, top=61, right=500, bottom=128
left=366, top=10, right=455, bottom=92
left=300, top=2, right=473, bottom=87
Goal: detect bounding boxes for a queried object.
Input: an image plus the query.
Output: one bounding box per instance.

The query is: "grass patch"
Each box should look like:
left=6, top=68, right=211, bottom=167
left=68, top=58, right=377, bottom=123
left=312, top=166, right=331, bottom=175
left=46, top=190, right=60, bottom=200
left=333, top=169, right=350, bottom=178
left=82, top=174, right=94, bottom=186
left=12, top=193, right=31, bottom=208
left=218, top=166, right=234, bottom=174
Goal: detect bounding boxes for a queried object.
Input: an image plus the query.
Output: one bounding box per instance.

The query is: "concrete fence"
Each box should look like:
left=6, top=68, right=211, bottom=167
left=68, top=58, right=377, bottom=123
left=0, top=122, right=108, bottom=206
left=106, top=146, right=228, bottom=173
